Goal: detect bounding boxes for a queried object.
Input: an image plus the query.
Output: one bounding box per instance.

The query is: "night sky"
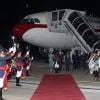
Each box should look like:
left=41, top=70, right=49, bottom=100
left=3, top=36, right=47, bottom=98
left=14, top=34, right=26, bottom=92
left=0, top=0, right=100, bottom=48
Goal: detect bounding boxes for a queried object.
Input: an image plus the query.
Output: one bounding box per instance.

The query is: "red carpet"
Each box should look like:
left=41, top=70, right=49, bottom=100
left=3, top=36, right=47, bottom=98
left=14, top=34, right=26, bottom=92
left=31, top=74, right=86, bottom=100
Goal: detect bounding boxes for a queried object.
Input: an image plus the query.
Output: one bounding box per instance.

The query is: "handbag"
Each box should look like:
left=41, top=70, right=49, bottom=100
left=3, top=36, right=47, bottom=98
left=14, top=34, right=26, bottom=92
left=55, top=61, right=59, bottom=68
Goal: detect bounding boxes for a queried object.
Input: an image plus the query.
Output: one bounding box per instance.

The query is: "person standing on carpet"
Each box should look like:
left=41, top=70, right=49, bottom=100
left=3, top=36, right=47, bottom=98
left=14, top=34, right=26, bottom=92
left=48, top=51, right=54, bottom=71
left=65, top=52, right=71, bottom=71
left=59, top=51, right=63, bottom=71
left=14, top=49, right=25, bottom=86
left=54, top=51, right=60, bottom=73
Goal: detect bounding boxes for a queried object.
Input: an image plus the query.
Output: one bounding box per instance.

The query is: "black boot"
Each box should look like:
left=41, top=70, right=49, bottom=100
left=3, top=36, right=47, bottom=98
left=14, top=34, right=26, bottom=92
left=0, top=88, right=6, bottom=100
left=26, top=70, right=30, bottom=76
left=0, top=88, right=2, bottom=100
left=16, top=77, right=21, bottom=86
left=16, top=77, right=18, bottom=86
left=94, top=71, right=98, bottom=77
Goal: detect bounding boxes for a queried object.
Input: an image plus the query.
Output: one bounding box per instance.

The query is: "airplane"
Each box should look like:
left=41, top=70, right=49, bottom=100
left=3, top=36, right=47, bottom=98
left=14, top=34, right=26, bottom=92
left=12, top=8, right=100, bottom=53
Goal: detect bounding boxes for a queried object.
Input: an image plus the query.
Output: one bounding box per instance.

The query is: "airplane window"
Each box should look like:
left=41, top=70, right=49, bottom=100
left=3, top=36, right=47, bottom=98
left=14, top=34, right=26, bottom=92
left=21, top=18, right=40, bottom=24
left=34, top=18, right=40, bottom=23
left=21, top=18, right=32, bottom=23
left=52, top=12, right=58, bottom=21
left=30, top=18, right=34, bottom=23
left=59, top=10, right=65, bottom=20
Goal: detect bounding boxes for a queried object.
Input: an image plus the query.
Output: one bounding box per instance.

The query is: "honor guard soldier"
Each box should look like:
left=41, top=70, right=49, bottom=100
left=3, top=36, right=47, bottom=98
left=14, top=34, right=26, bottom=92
left=0, top=47, right=15, bottom=100
left=14, top=49, right=26, bottom=86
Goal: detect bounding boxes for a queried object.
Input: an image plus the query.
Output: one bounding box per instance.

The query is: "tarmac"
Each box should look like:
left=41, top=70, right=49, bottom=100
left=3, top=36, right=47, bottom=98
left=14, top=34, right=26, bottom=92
left=3, top=60, right=100, bottom=100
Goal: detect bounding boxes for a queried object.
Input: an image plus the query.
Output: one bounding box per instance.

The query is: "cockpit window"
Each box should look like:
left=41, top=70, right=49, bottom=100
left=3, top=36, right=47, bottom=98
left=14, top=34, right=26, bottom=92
left=21, top=18, right=40, bottom=24
left=30, top=18, right=34, bottom=23
left=34, top=18, right=40, bottom=23
left=52, top=12, right=58, bottom=21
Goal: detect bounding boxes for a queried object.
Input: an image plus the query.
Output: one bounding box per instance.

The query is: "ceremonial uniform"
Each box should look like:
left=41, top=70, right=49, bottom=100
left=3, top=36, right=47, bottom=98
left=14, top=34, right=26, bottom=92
left=25, top=56, right=31, bottom=76
left=0, top=55, right=11, bottom=100
left=95, top=52, right=100, bottom=81
left=3, top=64, right=10, bottom=90
left=15, top=56, right=25, bottom=86
left=88, top=53, right=97, bottom=74
left=15, top=50, right=25, bottom=86
left=24, top=51, right=33, bottom=76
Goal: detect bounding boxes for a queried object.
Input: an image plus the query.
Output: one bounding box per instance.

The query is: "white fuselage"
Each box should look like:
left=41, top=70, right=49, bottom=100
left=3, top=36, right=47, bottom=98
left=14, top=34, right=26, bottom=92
left=12, top=9, right=100, bottom=50
left=18, top=11, right=80, bottom=49
left=22, top=27, right=79, bottom=49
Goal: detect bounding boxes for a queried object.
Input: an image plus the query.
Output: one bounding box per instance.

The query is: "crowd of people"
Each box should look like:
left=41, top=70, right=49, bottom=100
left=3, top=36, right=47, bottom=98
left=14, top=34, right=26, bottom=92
left=0, top=44, right=33, bottom=100
left=1, top=44, right=100, bottom=100
left=48, top=49, right=100, bottom=82
left=48, top=49, right=89, bottom=73
left=88, top=49, right=100, bottom=81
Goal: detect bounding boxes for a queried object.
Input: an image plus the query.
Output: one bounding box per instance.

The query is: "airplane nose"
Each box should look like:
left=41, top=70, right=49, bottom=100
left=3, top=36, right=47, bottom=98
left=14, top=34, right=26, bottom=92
left=12, top=23, right=47, bottom=38
left=12, top=23, right=34, bottom=38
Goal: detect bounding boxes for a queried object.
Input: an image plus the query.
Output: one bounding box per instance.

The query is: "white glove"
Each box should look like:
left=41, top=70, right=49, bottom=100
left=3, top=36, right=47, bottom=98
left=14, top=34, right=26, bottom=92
left=26, top=51, right=29, bottom=56
left=13, top=46, right=16, bottom=53
left=9, top=47, right=14, bottom=53
left=31, top=57, right=34, bottom=60
left=9, top=46, right=16, bottom=53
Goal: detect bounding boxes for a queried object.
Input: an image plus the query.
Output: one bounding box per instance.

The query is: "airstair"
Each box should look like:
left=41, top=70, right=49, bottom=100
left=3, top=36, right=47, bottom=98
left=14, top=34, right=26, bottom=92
left=47, top=9, right=100, bottom=53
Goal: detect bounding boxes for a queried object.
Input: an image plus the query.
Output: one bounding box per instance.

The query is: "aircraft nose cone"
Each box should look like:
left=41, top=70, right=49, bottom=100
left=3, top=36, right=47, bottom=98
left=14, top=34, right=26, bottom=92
left=12, top=23, right=34, bottom=38
left=12, top=23, right=47, bottom=39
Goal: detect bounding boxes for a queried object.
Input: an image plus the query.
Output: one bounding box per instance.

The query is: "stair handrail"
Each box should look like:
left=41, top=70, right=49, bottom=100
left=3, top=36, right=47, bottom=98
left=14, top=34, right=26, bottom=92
left=64, top=21, right=92, bottom=53
left=77, top=12, right=99, bottom=37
